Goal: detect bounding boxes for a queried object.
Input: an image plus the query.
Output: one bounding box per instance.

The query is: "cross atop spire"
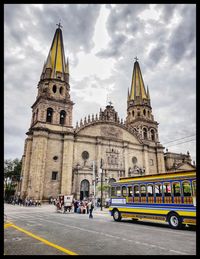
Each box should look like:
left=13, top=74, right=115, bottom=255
left=56, top=22, right=63, bottom=29
left=134, top=56, right=139, bottom=62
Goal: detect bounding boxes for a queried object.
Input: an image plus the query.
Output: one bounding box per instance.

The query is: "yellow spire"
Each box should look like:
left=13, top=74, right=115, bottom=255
left=129, top=58, right=148, bottom=101
left=42, top=23, right=68, bottom=81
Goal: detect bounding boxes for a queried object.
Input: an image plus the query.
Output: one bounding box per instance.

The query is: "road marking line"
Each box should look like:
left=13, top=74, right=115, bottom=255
left=9, top=224, right=78, bottom=255
left=29, top=217, right=191, bottom=255
left=4, top=223, right=13, bottom=229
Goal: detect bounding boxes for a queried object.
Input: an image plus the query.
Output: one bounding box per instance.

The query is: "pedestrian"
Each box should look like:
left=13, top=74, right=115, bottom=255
left=88, top=200, right=94, bottom=218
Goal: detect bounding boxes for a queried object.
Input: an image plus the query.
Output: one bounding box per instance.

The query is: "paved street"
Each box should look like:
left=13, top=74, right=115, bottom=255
left=4, top=203, right=196, bottom=255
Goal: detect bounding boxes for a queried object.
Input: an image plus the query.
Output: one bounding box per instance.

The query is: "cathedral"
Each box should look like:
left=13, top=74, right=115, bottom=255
left=20, top=25, right=194, bottom=201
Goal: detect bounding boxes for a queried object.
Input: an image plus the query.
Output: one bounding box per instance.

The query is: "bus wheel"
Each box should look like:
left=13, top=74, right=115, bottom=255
left=168, top=213, right=182, bottom=229
left=113, top=209, right=121, bottom=222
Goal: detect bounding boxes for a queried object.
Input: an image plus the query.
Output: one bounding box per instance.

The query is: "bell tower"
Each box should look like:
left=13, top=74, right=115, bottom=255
left=30, top=23, right=73, bottom=131
left=126, top=58, right=159, bottom=143
left=20, top=24, right=74, bottom=200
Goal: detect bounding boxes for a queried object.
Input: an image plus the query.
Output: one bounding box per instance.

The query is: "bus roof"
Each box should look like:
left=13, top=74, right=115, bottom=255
left=117, top=169, right=196, bottom=184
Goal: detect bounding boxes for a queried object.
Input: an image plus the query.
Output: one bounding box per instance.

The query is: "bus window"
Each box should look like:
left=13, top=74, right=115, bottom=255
left=116, top=186, right=121, bottom=197
left=122, top=186, right=127, bottom=197
left=140, top=185, right=146, bottom=197
left=192, top=180, right=196, bottom=196
left=155, top=183, right=162, bottom=197
left=147, top=184, right=154, bottom=197
left=163, top=182, right=171, bottom=196
left=111, top=186, right=116, bottom=196
left=172, top=182, right=181, bottom=196
left=182, top=181, right=191, bottom=196
left=134, top=185, right=139, bottom=197
left=128, top=186, right=133, bottom=197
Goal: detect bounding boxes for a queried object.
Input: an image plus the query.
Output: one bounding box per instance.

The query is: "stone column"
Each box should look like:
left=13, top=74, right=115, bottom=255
left=28, top=131, right=48, bottom=199
left=142, top=144, right=149, bottom=175
left=156, top=146, right=165, bottom=173
left=60, top=134, right=74, bottom=195
left=20, top=136, right=33, bottom=198
left=123, top=142, right=129, bottom=177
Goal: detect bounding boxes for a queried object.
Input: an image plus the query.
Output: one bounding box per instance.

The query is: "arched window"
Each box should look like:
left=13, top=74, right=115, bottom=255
left=132, top=110, right=134, bottom=117
left=59, top=86, right=63, bottom=95
left=128, top=186, right=133, bottom=197
left=143, top=128, right=147, bottom=139
left=60, top=110, right=66, bottom=125
left=143, top=109, right=146, bottom=116
left=151, top=129, right=155, bottom=141
left=148, top=110, right=150, bottom=117
left=155, top=183, right=162, bottom=197
left=140, top=185, right=146, bottom=197
left=134, top=185, right=139, bottom=197
left=116, top=186, right=121, bottom=197
left=52, top=85, right=57, bottom=93
left=122, top=186, right=127, bottom=197
left=147, top=184, right=154, bottom=197
left=46, top=108, right=53, bottom=123
left=182, top=181, right=191, bottom=196
left=163, top=182, right=171, bottom=196
left=172, top=182, right=181, bottom=196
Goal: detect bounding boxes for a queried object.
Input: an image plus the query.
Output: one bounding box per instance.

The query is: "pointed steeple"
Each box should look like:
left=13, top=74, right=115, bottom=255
left=41, top=23, right=69, bottom=82
left=129, top=58, right=148, bottom=101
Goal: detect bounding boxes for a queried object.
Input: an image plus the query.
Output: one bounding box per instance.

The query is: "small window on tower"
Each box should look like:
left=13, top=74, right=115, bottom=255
left=143, top=109, right=146, bottom=116
left=52, top=171, right=58, bottom=180
left=46, top=108, right=53, bottom=123
left=60, top=87, right=63, bottom=95
left=53, top=85, right=57, bottom=93
left=151, top=129, right=155, bottom=141
left=143, top=128, right=147, bottom=139
left=132, top=111, right=134, bottom=117
left=60, top=110, right=66, bottom=125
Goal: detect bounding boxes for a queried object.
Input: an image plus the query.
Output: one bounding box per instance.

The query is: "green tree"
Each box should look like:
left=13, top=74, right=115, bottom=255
left=4, top=158, right=22, bottom=200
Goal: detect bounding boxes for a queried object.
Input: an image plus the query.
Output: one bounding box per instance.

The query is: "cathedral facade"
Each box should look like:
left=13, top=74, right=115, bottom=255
left=20, top=26, right=194, bottom=201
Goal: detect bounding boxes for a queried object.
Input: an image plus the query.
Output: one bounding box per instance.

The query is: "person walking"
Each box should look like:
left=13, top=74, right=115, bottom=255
left=88, top=200, right=94, bottom=219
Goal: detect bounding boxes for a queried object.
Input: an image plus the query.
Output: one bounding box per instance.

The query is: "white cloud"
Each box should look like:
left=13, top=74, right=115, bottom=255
left=4, top=4, right=196, bottom=164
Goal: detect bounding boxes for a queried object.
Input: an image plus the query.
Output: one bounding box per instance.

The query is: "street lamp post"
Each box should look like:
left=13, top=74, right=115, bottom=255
left=100, top=158, right=103, bottom=211
left=92, top=161, right=96, bottom=207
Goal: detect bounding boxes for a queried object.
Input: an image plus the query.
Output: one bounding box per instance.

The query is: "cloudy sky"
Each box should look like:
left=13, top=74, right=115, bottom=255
left=4, top=4, right=196, bottom=163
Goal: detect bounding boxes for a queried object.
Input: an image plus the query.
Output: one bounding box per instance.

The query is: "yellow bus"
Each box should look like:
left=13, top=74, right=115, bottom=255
left=109, top=170, right=196, bottom=229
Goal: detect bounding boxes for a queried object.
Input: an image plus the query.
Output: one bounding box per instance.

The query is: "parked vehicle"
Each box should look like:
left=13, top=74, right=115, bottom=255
left=56, top=194, right=73, bottom=213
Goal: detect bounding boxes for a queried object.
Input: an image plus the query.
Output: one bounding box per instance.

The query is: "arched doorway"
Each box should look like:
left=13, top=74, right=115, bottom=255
left=80, top=179, right=90, bottom=200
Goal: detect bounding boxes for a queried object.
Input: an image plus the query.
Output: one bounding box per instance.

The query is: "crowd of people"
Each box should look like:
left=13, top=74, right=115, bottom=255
left=7, top=196, right=42, bottom=207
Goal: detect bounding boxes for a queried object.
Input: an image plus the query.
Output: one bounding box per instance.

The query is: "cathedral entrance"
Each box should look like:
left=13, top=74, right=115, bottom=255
left=80, top=179, right=90, bottom=200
